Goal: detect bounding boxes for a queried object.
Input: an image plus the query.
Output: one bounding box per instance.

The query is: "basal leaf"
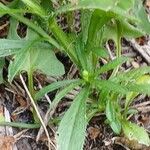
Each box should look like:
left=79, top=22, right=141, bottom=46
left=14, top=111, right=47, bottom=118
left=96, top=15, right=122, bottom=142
left=96, top=57, right=128, bottom=75
left=81, top=10, right=92, bottom=45
left=35, top=79, right=80, bottom=100
left=49, top=80, right=83, bottom=112
left=8, top=43, right=64, bottom=81
left=123, top=121, right=150, bottom=146
left=8, top=29, right=65, bottom=82
left=57, top=87, right=89, bottom=150
left=0, top=39, right=26, bottom=57
left=126, top=75, right=150, bottom=108
left=95, top=79, right=128, bottom=95
left=106, top=99, right=121, bottom=134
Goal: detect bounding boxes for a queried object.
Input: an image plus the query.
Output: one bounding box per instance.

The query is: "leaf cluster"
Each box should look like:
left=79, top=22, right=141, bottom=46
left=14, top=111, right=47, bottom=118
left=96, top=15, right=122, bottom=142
left=0, top=0, right=150, bottom=149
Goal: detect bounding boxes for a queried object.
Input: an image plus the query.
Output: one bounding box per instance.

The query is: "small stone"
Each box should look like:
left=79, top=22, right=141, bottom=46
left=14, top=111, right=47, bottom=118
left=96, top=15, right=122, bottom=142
left=131, top=61, right=140, bottom=68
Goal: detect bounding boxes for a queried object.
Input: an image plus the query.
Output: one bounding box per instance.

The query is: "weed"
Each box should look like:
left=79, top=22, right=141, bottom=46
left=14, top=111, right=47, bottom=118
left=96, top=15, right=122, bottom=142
left=0, top=0, right=150, bottom=149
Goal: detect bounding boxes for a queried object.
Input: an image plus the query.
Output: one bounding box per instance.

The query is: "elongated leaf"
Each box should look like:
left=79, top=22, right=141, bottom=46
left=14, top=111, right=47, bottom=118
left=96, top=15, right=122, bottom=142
left=57, top=87, right=89, bottom=150
left=123, top=121, right=150, bottom=146
left=113, top=66, right=150, bottom=83
left=35, top=79, right=80, bottom=100
left=92, top=48, right=108, bottom=58
left=81, top=10, right=92, bottom=45
left=55, top=0, right=137, bottom=22
left=0, top=58, right=4, bottom=83
left=0, top=39, right=27, bottom=50
left=126, top=75, right=150, bottom=108
left=56, top=0, right=116, bottom=14
left=51, top=80, right=82, bottom=109
left=127, top=84, right=150, bottom=96
left=86, top=10, right=110, bottom=49
left=21, top=0, right=46, bottom=17
left=96, top=57, right=128, bottom=75
left=95, top=79, right=128, bottom=95
left=106, top=99, right=121, bottom=134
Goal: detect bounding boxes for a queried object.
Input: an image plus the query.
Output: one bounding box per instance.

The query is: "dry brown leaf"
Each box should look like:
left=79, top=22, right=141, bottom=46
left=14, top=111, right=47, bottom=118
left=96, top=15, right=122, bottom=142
left=0, top=136, right=15, bottom=150
left=114, top=136, right=150, bottom=150
left=15, top=95, right=27, bottom=107
left=146, top=0, right=150, bottom=8
left=88, top=127, right=101, bottom=140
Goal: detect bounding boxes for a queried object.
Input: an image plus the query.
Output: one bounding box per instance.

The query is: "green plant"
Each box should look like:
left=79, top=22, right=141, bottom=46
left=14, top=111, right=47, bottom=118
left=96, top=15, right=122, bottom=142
left=1, top=0, right=150, bottom=149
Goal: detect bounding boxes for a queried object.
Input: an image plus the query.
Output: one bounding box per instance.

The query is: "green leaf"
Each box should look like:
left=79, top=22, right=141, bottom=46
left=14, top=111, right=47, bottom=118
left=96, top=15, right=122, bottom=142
left=86, top=10, right=110, bottom=49
left=0, top=2, right=60, bottom=49
left=56, top=0, right=116, bottom=14
left=8, top=29, right=65, bottom=82
left=106, top=99, right=121, bottom=134
left=81, top=10, right=92, bottom=45
left=0, top=39, right=26, bottom=57
left=92, top=48, right=108, bottom=58
left=113, top=66, right=150, bottom=83
left=126, top=75, right=150, bottom=108
left=35, top=79, right=80, bottom=100
left=127, top=83, right=150, bottom=96
left=96, top=57, right=128, bottom=75
left=117, top=0, right=135, bottom=11
left=50, top=80, right=83, bottom=109
left=55, top=0, right=137, bottom=22
left=122, top=121, right=150, bottom=146
left=57, top=87, right=89, bottom=150
left=21, top=0, right=46, bottom=17
left=133, top=0, right=150, bottom=34
left=95, top=79, right=128, bottom=95
left=0, top=58, right=4, bottom=84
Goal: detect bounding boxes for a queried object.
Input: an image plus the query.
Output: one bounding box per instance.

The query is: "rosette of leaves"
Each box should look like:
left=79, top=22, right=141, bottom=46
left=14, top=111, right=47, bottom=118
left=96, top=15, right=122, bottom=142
left=1, top=0, right=150, bottom=150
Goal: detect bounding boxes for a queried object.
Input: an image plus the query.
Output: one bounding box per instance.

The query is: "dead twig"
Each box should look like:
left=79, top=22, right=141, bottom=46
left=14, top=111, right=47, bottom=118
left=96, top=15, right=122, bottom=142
left=130, top=39, right=150, bottom=64
left=20, top=74, right=56, bottom=150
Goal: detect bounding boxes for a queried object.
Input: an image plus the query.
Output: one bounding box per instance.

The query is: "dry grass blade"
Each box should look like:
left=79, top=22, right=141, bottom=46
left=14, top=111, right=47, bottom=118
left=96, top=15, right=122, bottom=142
left=20, top=74, right=56, bottom=150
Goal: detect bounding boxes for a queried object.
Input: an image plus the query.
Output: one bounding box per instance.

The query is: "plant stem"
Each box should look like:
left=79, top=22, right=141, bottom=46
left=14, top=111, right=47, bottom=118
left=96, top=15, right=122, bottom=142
left=28, top=71, right=34, bottom=98
left=0, top=122, right=40, bottom=129
left=110, top=21, right=122, bottom=77
left=48, top=18, right=78, bottom=65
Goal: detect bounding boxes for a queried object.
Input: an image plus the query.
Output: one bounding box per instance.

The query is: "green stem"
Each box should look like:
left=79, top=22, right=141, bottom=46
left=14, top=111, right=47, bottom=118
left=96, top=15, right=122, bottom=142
left=48, top=18, right=78, bottom=65
left=0, top=122, right=40, bottom=129
left=110, top=21, right=122, bottom=78
left=28, top=71, right=34, bottom=98
left=27, top=71, right=39, bottom=123
left=0, top=117, right=61, bottom=129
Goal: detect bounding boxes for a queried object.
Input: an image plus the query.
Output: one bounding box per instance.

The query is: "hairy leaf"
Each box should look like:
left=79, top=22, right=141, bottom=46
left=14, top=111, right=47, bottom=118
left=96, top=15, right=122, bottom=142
left=95, top=79, right=128, bottom=95
left=123, top=121, right=150, bottom=146
left=35, top=79, right=80, bottom=100
left=52, top=80, right=82, bottom=106
left=106, top=99, right=121, bottom=134
left=8, top=29, right=64, bottom=82
left=126, top=75, right=150, bottom=108
left=57, top=87, right=89, bottom=150
left=96, top=57, right=128, bottom=75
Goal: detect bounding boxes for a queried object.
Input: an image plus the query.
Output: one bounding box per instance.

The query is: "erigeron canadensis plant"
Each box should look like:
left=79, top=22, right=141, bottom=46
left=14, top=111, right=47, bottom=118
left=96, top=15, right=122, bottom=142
left=0, top=0, right=150, bottom=149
